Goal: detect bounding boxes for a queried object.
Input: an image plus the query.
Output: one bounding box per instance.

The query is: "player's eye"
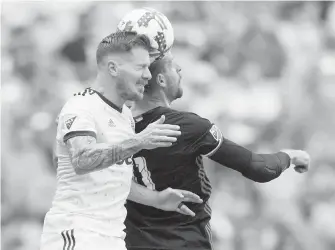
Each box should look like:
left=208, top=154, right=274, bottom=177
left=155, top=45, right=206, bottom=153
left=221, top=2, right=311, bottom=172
left=138, top=64, right=149, bottom=69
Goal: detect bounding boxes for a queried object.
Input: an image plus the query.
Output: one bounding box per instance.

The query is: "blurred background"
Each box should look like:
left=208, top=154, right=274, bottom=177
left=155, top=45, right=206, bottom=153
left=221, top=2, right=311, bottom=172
left=2, top=1, right=335, bottom=250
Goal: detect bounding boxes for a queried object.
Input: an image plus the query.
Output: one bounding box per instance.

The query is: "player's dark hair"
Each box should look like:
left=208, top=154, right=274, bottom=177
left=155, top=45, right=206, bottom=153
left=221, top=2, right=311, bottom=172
left=96, top=31, right=151, bottom=64
left=145, top=57, right=169, bottom=93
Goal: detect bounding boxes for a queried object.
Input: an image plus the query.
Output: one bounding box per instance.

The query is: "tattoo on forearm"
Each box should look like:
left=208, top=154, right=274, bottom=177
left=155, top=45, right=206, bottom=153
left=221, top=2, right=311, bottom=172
left=65, top=136, right=140, bottom=174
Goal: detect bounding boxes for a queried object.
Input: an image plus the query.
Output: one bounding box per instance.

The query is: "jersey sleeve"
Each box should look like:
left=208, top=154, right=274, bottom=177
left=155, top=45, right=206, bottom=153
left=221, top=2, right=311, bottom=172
left=57, top=99, right=97, bottom=143
left=177, top=112, right=223, bottom=156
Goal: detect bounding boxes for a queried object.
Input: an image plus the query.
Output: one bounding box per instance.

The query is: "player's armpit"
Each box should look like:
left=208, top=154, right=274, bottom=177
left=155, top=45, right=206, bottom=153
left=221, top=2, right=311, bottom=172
left=65, top=136, right=140, bottom=175
left=208, top=138, right=291, bottom=183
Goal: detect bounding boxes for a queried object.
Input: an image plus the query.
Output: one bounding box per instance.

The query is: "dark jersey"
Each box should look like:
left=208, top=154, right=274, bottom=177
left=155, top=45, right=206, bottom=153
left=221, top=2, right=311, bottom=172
left=125, top=107, right=223, bottom=250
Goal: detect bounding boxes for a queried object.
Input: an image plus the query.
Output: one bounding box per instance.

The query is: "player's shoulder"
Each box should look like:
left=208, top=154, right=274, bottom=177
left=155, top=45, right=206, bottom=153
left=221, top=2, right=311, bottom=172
left=60, top=88, right=98, bottom=115
left=164, top=108, right=211, bottom=126
left=161, top=107, right=212, bottom=136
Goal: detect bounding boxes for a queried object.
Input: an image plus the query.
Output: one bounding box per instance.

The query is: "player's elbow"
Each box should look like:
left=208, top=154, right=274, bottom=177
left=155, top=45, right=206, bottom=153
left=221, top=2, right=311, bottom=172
left=73, top=166, right=87, bottom=175
left=241, top=166, right=281, bottom=183
left=71, top=159, right=89, bottom=175
left=246, top=175, right=276, bottom=183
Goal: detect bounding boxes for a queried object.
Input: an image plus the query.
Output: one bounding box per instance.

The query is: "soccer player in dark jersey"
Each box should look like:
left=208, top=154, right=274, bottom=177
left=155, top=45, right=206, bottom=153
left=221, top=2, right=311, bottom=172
left=124, top=53, right=310, bottom=250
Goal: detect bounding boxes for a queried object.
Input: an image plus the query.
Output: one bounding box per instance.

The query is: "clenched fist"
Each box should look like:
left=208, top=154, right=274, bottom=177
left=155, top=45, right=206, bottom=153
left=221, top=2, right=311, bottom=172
left=281, top=149, right=310, bottom=173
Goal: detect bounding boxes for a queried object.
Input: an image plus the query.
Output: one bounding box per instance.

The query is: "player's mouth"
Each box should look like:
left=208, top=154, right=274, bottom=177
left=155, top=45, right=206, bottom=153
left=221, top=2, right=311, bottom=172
left=136, top=79, right=148, bottom=86
left=138, top=85, right=145, bottom=93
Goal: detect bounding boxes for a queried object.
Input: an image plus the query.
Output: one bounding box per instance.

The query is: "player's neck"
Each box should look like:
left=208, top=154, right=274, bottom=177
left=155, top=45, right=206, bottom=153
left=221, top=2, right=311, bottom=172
left=92, top=74, right=125, bottom=109
left=132, top=93, right=170, bottom=116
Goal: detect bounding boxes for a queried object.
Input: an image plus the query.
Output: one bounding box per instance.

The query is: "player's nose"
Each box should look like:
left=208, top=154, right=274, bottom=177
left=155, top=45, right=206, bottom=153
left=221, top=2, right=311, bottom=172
left=142, top=67, right=152, bottom=81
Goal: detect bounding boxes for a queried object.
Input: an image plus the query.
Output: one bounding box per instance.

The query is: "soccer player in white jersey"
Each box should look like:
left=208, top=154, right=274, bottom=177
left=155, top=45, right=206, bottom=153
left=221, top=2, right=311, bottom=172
left=40, top=31, right=202, bottom=250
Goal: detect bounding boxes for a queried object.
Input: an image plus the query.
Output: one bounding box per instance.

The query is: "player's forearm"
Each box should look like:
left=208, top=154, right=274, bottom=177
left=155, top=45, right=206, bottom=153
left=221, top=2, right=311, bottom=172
left=209, top=139, right=291, bottom=183
left=69, top=137, right=143, bottom=175
left=240, top=152, right=291, bottom=182
left=128, top=181, right=160, bottom=208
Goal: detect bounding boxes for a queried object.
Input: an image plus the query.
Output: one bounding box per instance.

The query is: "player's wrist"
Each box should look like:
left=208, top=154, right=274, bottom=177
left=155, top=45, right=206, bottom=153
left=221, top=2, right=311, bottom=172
left=132, top=133, right=146, bottom=152
left=280, top=149, right=294, bottom=158
left=149, top=190, right=161, bottom=209
left=275, top=151, right=291, bottom=171
left=279, top=149, right=293, bottom=166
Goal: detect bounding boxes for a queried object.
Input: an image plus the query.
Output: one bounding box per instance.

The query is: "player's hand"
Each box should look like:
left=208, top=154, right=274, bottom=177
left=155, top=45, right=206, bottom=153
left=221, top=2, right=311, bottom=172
left=155, top=187, right=203, bottom=217
left=137, top=115, right=181, bottom=150
left=281, top=149, right=310, bottom=173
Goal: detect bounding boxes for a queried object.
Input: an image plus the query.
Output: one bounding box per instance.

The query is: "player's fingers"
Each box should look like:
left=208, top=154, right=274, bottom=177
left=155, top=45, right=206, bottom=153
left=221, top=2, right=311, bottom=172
left=176, top=204, right=195, bottom=217
left=154, top=136, right=178, bottom=143
left=167, top=188, right=184, bottom=199
left=153, top=142, right=173, bottom=148
left=154, top=129, right=181, bottom=137
left=175, top=190, right=203, bottom=203
left=294, top=164, right=308, bottom=173
left=154, top=124, right=181, bottom=131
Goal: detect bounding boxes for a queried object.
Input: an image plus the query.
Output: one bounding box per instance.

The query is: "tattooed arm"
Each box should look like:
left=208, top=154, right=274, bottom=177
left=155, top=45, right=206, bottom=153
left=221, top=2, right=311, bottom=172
left=65, top=136, right=141, bottom=175
left=65, top=115, right=181, bottom=175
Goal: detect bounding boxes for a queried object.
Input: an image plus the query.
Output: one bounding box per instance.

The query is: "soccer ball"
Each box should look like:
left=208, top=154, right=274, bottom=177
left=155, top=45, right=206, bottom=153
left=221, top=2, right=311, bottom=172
left=117, top=7, right=174, bottom=61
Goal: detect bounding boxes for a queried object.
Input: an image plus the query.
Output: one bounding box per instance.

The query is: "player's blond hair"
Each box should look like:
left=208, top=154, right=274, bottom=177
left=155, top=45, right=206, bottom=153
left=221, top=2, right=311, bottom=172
left=96, top=31, right=151, bottom=64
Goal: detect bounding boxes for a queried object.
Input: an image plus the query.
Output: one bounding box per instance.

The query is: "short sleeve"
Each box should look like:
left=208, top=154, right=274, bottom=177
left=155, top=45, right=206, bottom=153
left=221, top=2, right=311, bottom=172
left=57, top=100, right=97, bottom=143
left=176, top=112, right=223, bottom=156
left=196, top=124, right=223, bottom=157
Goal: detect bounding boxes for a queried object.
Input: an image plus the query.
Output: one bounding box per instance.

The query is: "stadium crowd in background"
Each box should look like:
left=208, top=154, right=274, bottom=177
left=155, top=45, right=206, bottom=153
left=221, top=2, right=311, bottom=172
left=2, top=2, right=335, bottom=250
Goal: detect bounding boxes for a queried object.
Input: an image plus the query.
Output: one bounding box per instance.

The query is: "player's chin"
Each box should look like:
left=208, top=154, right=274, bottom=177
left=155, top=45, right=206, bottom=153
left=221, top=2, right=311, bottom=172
left=131, top=91, right=144, bottom=101
left=176, top=88, right=183, bottom=99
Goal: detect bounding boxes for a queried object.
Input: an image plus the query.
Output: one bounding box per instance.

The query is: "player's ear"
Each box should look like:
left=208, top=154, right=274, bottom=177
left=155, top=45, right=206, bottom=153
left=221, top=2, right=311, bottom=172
left=156, top=73, right=167, bottom=88
left=107, top=60, right=118, bottom=76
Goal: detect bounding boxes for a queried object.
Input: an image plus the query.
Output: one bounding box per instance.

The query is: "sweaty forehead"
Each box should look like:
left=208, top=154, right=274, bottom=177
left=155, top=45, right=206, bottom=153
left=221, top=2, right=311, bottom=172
left=130, top=47, right=150, bottom=65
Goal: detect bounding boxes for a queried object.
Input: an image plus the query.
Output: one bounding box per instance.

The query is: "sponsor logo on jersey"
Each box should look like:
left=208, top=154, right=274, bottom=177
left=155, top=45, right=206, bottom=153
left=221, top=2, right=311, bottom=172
left=65, top=116, right=76, bottom=129
left=108, top=118, right=115, bottom=127
left=134, top=116, right=143, bottom=123
left=209, top=125, right=221, bottom=142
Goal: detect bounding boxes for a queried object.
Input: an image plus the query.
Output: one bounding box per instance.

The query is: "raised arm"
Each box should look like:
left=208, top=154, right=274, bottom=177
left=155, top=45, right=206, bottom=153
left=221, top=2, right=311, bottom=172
left=208, top=138, right=310, bottom=183
left=198, top=125, right=310, bottom=182
left=180, top=113, right=310, bottom=183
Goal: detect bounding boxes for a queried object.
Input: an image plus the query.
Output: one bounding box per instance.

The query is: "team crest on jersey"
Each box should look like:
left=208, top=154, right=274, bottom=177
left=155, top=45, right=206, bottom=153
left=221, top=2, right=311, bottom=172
left=209, top=125, right=222, bottom=142
left=65, top=116, right=76, bottom=129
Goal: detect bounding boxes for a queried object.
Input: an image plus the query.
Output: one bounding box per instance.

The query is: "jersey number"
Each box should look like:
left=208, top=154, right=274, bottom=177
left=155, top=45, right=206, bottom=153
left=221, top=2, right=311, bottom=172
left=133, top=157, right=156, bottom=190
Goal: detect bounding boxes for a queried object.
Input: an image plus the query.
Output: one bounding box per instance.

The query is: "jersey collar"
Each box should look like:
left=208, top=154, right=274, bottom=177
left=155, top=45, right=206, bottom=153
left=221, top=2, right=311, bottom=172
left=92, top=89, right=123, bottom=113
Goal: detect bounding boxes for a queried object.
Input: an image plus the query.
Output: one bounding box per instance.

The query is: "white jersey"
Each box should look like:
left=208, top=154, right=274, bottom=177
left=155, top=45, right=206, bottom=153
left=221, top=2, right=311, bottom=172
left=42, top=88, right=135, bottom=238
